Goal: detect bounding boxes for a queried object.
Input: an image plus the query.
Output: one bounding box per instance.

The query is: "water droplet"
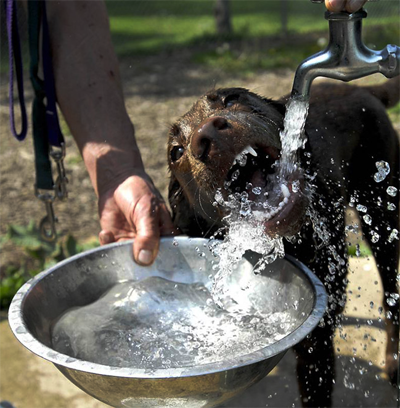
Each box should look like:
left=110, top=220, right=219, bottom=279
left=387, top=186, right=398, bottom=197
left=345, top=224, right=359, bottom=233
left=215, top=189, right=225, bottom=204
left=387, top=203, right=396, bottom=211
left=386, top=297, right=396, bottom=306
left=231, top=169, right=240, bottom=182
left=172, top=240, right=179, bottom=247
left=308, top=347, right=313, bottom=353
left=363, top=214, right=372, bottom=225
left=252, top=186, right=262, bottom=195
left=356, top=204, right=367, bottom=213
left=370, top=231, right=380, bottom=243
left=374, top=161, right=390, bottom=182
left=376, top=160, right=390, bottom=174
left=388, top=229, right=399, bottom=243
left=343, top=376, right=355, bottom=390
left=291, top=180, right=300, bottom=193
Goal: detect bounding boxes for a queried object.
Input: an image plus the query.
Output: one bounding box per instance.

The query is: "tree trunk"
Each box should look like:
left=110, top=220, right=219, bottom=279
left=280, top=0, right=288, bottom=35
left=214, top=0, right=232, bottom=36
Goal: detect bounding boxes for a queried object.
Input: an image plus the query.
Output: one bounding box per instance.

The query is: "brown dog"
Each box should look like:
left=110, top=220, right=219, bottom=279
left=167, top=79, right=399, bottom=407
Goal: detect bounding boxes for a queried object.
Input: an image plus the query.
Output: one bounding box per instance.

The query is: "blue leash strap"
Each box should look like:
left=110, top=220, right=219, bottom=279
left=5, top=0, right=28, bottom=141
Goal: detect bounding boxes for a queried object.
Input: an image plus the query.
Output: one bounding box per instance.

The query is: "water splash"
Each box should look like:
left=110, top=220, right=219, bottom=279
left=210, top=97, right=310, bottom=305
left=52, top=277, right=297, bottom=369
left=210, top=191, right=284, bottom=305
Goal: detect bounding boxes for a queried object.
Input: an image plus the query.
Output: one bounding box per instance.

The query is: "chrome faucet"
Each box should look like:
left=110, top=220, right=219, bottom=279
left=291, top=8, right=400, bottom=100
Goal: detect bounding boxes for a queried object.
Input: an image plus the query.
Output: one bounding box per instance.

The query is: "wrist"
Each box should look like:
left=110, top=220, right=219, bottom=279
left=82, top=136, right=146, bottom=197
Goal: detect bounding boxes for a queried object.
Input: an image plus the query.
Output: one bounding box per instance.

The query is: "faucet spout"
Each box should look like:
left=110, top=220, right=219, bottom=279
left=291, top=9, right=400, bottom=100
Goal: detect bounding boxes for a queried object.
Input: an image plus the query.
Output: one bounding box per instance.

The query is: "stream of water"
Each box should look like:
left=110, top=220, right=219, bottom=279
left=210, top=97, right=310, bottom=303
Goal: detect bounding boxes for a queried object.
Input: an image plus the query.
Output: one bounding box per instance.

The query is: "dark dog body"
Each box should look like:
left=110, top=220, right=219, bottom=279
left=167, top=79, right=399, bottom=407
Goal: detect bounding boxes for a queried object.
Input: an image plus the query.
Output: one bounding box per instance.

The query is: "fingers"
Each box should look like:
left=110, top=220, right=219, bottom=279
left=133, top=199, right=179, bottom=266
left=132, top=195, right=161, bottom=266
left=99, top=174, right=177, bottom=267
left=99, top=230, right=115, bottom=245
left=325, top=0, right=346, bottom=12
left=325, top=0, right=366, bottom=12
left=344, top=0, right=367, bottom=13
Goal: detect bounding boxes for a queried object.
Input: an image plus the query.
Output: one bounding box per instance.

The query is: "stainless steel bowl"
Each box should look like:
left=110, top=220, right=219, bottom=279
left=9, top=237, right=327, bottom=408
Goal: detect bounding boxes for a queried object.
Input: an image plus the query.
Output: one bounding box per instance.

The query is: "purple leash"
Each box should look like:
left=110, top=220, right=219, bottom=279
left=6, top=0, right=28, bottom=141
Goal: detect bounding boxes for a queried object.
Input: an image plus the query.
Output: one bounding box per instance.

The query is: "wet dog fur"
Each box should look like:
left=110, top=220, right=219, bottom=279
left=167, top=78, right=400, bottom=407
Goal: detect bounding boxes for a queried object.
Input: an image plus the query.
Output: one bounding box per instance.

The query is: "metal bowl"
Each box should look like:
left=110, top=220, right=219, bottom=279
left=9, top=237, right=327, bottom=408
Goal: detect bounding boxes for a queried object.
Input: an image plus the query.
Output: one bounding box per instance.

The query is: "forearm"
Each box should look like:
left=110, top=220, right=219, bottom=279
left=45, top=0, right=143, bottom=196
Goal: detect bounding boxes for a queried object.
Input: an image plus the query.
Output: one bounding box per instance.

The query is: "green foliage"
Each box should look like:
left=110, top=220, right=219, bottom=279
left=347, top=241, right=372, bottom=257
left=0, top=221, right=99, bottom=309
left=388, top=101, right=400, bottom=124
left=0, top=265, right=27, bottom=311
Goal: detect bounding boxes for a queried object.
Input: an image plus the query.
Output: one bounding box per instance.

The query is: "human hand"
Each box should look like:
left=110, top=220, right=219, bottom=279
left=98, top=173, right=177, bottom=266
left=325, top=0, right=367, bottom=13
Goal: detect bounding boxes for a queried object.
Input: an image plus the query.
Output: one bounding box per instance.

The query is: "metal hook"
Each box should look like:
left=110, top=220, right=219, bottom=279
left=50, top=143, right=68, bottom=200
left=35, top=186, right=58, bottom=242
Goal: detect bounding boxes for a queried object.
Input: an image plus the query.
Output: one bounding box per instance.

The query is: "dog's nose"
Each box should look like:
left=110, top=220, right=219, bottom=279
left=191, top=116, right=229, bottom=161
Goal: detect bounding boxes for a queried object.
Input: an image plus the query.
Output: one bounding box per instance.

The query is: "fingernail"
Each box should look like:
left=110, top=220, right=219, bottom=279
left=138, top=249, right=154, bottom=265
left=99, top=231, right=113, bottom=245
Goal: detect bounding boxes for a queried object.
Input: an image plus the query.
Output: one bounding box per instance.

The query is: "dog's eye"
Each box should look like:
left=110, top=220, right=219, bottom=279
left=170, top=146, right=185, bottom=162
left=224, top=94, right=240, bottom=108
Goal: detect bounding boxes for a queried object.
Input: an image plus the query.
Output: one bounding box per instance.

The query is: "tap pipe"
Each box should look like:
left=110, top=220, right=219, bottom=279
left=291, top=9, right=400, bottom=101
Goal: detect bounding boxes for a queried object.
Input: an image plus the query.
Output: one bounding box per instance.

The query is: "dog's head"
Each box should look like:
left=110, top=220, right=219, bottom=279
left=167, top=87, right=309, bottom=238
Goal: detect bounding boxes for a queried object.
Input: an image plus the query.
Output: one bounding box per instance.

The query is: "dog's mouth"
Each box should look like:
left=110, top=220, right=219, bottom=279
left=226, top=145, right=279, bottom=195
left=222, top=145, right=308, bottom=238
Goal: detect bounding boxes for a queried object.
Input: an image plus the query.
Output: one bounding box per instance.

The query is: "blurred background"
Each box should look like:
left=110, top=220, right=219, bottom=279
left=0, top=1, right=399, bottom=407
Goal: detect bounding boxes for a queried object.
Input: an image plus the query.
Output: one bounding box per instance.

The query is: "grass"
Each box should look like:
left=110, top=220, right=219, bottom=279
left=104, top=1, right=399, bottom=58
left=388, top=101, right=400, bottom=124
left=1, top=1, right=399, bottom=74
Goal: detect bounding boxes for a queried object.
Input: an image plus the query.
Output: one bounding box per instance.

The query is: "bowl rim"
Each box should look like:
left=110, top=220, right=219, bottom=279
left=8, top=237, right=327, bottom=379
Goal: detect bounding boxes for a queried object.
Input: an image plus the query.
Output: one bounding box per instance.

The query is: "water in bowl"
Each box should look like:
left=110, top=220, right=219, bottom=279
left=52, top=276, right=297, bottom=370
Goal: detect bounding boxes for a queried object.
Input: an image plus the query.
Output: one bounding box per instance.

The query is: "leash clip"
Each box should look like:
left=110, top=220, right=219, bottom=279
left=50, top=143, right=68, bottom=200
left=35, top=186, right=57, bottom=242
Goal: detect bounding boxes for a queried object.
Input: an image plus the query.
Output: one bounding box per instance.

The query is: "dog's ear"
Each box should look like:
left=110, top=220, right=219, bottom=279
left=168, top=176, right=208, bottom=237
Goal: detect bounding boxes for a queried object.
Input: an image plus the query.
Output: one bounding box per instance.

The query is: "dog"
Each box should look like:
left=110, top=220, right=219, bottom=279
left=167, top=78, right=399, bottom=407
